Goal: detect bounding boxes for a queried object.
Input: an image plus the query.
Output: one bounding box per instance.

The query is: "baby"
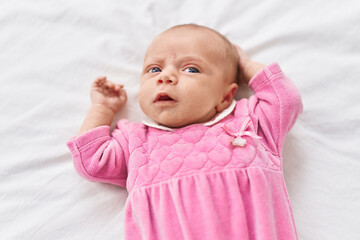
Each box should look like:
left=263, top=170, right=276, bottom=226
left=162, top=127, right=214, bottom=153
left=67, top=24, right=303, bottom=240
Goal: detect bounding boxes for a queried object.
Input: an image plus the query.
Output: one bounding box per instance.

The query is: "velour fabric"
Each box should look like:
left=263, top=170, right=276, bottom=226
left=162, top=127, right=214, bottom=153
left=67, top=64, right=303, bottom=239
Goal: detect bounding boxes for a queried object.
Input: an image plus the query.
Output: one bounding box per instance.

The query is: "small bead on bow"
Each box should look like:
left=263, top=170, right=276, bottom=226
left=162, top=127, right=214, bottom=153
left=222, top=117, right=261, bottom=147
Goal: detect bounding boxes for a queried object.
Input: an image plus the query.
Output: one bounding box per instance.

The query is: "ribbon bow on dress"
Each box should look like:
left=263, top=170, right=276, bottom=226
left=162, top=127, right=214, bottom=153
left=222, top=117, right=261, bottom=147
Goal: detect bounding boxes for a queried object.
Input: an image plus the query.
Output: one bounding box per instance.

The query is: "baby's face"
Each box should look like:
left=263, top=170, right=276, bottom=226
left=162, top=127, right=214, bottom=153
left=139, top=28, right=235, bottom=128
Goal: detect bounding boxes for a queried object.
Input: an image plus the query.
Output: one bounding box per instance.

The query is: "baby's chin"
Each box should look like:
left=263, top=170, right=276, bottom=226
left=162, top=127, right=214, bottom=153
left=152, top=116, right=213, bottom=129
left=154, top=118, right=189, bottom=129
left=144, top=108, right=218, bottom=129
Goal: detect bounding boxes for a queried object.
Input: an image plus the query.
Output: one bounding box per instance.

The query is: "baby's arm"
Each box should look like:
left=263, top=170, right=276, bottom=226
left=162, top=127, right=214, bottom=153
left=79, top=76, right=127, bottom=135
left=234, top=46, right=303, bottom=158
left=67, top=76, right=128, bottom=187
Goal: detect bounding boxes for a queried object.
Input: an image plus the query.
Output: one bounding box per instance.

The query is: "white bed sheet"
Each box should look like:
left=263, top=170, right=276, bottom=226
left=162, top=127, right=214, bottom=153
left=1, top=0, right=360, bottom=239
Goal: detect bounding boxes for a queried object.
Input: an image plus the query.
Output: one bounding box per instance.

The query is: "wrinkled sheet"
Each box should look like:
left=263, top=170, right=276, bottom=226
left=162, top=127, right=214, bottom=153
left=1, top=0, right=359, bottom=239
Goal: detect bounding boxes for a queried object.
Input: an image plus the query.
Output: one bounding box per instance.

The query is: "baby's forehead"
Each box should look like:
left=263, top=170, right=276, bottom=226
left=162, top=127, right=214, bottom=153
left=145, top=28, right=228, bottom=60
left=159, top=26, right=227, bottom=47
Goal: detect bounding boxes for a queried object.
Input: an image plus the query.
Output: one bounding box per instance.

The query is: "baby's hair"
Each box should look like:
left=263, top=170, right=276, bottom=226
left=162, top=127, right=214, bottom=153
left=166, top=24, right=240, bottom=84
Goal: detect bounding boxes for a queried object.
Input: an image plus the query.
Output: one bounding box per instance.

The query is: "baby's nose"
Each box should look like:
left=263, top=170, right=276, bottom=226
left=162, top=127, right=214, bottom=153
left=157, top=79, right=174, bottom=84
left=157, top=66, right=178, bottom=85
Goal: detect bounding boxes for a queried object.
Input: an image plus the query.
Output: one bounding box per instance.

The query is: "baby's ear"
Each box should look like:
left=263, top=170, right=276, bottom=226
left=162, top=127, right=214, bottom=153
left=216, top=83, right=238, bottom=113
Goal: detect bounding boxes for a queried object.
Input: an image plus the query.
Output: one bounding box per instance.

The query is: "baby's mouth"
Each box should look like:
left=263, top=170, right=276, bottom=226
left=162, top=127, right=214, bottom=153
left=154, top=93, right=175, bottom=102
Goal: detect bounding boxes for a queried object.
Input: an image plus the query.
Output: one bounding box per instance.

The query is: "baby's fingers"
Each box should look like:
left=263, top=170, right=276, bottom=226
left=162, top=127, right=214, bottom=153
left=114, top=85, right=122, bottom=93
left=233, top=45, right=250, bottom=63
left=103, top=81, right=114, bottom=90
left=119, top=88, right=128, bottom=104
left=105, top=82, right=124, bottom=94
left=92, top=76, right=125, bottom=96
left=93, top=76, right=107, bottom=87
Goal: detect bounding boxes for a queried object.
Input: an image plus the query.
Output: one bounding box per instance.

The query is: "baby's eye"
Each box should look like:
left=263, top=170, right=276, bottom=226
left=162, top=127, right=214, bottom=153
left=184, top=67, right=199, bottom=73
left=149, top=67, right=161, bottom=73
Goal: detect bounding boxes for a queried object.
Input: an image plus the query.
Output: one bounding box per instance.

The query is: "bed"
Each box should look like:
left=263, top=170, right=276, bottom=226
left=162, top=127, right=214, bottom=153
left=1, top=0, right=359, bottom=239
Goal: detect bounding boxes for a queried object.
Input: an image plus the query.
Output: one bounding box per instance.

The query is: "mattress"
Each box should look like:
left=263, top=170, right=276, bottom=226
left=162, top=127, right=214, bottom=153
left=1, top=0, right=359, bottom=239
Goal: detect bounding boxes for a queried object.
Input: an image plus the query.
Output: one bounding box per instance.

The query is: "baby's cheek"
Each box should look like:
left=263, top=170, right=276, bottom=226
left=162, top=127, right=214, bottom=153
left=138, top=94, right=152, bottom=117
left=138, top=85, right=151, bottom=104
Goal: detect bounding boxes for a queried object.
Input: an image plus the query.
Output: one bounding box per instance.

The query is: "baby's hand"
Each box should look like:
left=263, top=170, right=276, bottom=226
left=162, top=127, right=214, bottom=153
left=233, top=45, right=265, bottom=85
left=90, top=76, right=127, bottom=113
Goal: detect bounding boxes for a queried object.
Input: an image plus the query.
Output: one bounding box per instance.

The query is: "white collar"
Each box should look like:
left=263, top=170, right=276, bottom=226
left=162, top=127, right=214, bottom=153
left=142, top=100, right=236, bottom=132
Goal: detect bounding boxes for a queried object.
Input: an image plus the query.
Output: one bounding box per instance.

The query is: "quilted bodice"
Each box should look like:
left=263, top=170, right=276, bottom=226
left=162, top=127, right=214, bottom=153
left=122, top=99, right=280, bottom=191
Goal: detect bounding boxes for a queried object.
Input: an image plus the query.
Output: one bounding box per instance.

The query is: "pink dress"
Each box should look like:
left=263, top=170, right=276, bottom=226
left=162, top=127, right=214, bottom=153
left=67, top=63, right=303, bottom=240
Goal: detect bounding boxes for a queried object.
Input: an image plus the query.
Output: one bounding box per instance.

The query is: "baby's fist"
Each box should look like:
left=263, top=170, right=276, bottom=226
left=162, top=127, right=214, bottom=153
left=90, top=76, right=127, bottom=113
left=233, top=44, right=265, bottom=85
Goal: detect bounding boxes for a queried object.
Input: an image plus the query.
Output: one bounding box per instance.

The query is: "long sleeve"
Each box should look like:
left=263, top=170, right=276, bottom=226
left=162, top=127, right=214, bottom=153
left=66, top=125, right=129, bottom=188
left=248, top=63, right=303, bottom=157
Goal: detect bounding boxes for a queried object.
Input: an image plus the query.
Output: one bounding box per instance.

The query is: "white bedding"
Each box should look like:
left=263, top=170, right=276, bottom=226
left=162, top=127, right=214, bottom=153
left=1, top=0, right=360, bottom=239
